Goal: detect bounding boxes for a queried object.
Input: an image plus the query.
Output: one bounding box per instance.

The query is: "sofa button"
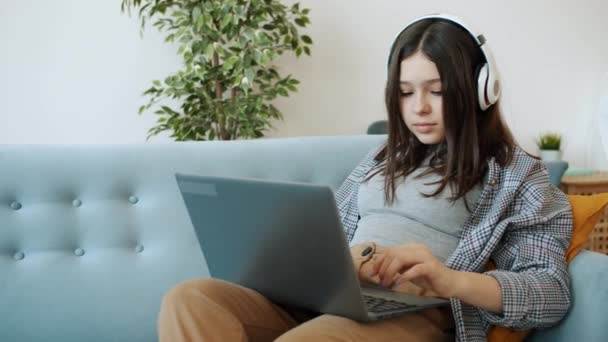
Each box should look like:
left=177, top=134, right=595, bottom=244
left=13, top=252, right=25, bottom=260
left=10, top=201, right=22, bottom=210
left=134, top=244, right=144, bottom=253
left=128, top=196, right=139, bottom=204
left=72, top=199, right=82, bottom=207
left=74, top=248, right=85, bottom=257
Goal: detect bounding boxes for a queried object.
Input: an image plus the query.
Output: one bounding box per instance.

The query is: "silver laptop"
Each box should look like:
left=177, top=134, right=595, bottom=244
left=175, top=173, right=449, bottom=321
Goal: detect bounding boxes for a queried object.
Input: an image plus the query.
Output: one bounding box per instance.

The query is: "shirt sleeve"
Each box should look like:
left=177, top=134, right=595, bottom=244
left=478, top=163, right=573, bottom=330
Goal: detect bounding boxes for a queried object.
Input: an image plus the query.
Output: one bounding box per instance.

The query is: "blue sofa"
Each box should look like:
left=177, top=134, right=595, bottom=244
left=0, top=135, right=606, bottom=341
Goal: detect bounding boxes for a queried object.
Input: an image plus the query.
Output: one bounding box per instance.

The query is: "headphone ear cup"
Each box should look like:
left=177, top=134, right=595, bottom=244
left=486, top=70, right=501, bottom=106
left=477, top=63, right=490, bottom=111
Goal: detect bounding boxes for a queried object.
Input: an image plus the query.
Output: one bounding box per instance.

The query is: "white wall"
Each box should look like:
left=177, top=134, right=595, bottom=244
left=1, top=0, right=607, bottom=168
left=0, top=0, right=179, bottom=144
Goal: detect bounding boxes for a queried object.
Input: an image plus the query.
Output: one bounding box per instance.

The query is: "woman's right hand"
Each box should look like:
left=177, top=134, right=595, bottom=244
left=350, top=243, right=426, bottom=296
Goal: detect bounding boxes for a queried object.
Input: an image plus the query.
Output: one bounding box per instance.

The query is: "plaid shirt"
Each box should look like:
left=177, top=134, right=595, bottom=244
left=335, top=145, right=573, bottom=342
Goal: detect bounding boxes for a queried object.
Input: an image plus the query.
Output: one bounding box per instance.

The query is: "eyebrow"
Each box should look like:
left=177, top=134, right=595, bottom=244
left=399, top=79, right=441, bottom=85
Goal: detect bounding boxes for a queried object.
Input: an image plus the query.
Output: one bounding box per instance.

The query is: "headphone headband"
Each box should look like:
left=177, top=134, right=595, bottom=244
left=388, top=13, right=501, bottom=110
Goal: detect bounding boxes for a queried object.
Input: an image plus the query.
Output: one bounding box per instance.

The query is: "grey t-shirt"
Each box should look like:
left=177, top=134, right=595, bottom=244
left=350, top=167, right=483, bottom=262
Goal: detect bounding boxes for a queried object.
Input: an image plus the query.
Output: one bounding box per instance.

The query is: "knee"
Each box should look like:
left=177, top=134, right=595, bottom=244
left=276, top=329, right=335, bottom=342
left=161, top=278, right=223, bottom=310
left=276, top=315, right=351, bottom=342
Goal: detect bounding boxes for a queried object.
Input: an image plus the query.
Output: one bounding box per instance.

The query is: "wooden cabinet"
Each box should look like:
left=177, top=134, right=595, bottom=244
left=561, top=172, right=608, bottom=255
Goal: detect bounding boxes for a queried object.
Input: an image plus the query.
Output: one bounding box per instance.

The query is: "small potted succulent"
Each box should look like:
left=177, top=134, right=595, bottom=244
left=536, top=132, right=563, bottom=161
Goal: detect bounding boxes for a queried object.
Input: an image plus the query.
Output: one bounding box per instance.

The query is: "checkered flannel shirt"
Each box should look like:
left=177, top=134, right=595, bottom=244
left=335, top=145, right=573, bottom=342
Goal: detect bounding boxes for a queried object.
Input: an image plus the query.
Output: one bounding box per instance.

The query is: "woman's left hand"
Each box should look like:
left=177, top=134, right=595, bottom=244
left=371, top=243, right=459, bottom=298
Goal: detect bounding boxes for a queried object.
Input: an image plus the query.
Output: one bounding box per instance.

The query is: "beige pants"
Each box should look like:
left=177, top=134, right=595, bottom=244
left=158, top=278, right=455, bottom=342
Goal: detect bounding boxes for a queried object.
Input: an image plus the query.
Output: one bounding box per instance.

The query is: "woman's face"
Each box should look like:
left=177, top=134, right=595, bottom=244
left=399, top=51, right=445, bottom=145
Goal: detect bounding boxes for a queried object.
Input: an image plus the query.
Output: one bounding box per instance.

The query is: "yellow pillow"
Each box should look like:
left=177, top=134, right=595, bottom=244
left=488, top=193, right=608, bottom=342
left=565, top=193, right=608, bottom=261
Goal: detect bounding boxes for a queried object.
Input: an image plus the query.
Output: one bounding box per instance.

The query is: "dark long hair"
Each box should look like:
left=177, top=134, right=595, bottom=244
left=370, top=18, right=515, bottom=206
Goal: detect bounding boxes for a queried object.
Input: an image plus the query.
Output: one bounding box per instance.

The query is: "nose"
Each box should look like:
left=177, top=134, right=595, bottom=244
left=413, top=93, right=431, bottom=115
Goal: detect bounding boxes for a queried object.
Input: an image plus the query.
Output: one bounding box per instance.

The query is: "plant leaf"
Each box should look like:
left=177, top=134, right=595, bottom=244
left=301, top=35, right=312, bottom=44
left=120, top=0, right=312, bottom=141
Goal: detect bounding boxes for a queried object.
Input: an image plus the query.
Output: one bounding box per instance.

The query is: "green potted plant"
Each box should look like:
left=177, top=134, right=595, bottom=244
left=121, top=0, right=313, bottom=140
left=536, top=132, right=563, bottom=161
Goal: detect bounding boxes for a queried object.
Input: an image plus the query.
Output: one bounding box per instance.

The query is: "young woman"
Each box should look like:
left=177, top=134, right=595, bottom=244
left=158, top=14, right=573, bottom=342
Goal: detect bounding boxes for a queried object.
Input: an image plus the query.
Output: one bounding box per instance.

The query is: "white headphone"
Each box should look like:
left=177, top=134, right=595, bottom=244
left=388, top=14, right=501, bottom=111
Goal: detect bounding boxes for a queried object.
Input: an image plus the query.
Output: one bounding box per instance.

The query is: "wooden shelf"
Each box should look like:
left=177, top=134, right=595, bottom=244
left=562, top=171, right=608, bottom=186
left=561, top=172, right=608, bottom=255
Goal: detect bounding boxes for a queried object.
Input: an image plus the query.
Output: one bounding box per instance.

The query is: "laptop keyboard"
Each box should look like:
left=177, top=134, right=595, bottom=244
left=362, top=294, right=416, bottom=313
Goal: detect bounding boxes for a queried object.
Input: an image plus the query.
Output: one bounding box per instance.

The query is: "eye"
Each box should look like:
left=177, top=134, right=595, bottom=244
left=399, top=91, right=413, bottom=97
left=431, top=91, right=443, bottom=96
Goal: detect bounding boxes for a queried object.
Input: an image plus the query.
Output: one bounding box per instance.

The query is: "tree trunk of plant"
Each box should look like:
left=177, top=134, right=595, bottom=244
left=213, top=52, right=230, bottom=140
left=231, top=87, right=238, bottom=139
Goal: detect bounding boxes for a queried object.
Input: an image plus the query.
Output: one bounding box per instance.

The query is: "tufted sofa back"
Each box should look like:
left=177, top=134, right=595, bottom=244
left=0, top=135, right=385, bottom=342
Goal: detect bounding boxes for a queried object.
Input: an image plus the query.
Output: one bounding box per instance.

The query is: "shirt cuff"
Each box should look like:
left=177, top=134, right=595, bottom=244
left=479, top=270, right=530, bottom=327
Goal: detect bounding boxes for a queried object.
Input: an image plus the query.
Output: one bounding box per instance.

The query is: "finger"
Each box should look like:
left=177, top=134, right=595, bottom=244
left=381, top=257, right=406, bottom=288
left=375, top=249, right=411, bottom=281
left=391, top=275, right=424, bottom=295
left=422, top=289, right=441, bottom=298
left=400, top=263, right=427, bottom=283
left=377, top=253, right=395, bottom=281
left=370, top=253, right=386, bottom=276
left=391, top=274, right=409, bottom=290
left=375, top=247, right=430, bottom=280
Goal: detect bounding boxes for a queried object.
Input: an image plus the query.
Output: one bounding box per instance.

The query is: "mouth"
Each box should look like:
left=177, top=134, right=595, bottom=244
left=412, top=123, right=437, bottom=134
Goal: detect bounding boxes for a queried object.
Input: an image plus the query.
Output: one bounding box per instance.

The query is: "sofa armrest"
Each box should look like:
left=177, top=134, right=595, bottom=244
left=528, top=250, right=608, bottom=341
